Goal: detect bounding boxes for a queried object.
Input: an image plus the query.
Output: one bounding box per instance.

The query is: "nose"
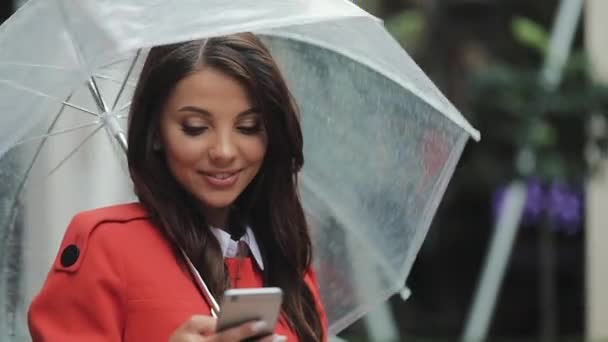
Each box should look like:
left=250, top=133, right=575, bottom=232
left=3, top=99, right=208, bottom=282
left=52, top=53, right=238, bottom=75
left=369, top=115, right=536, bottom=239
left=208, top=130, right=237, bottom=165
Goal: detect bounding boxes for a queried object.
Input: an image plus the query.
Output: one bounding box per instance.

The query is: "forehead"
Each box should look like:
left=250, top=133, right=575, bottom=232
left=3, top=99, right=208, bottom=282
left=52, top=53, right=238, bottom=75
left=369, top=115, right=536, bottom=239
left=164, top=67, right=253, bottom=116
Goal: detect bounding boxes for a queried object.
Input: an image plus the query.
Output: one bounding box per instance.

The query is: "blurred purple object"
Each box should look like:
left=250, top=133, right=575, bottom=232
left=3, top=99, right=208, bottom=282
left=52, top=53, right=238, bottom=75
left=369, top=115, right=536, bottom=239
left=523, top=179, right=545, bottom=225
left=491, top=185, right=507, bottom=225
left=546, top=182, right=584, bottom=235
left=491, top=179, right=583, bottom=235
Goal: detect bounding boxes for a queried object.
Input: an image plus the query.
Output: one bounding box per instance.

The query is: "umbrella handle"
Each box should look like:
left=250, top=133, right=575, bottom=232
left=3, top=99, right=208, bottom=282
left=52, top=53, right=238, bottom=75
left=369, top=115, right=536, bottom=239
left=181, top=249, right=221, bottom=317
left=399, top=286, right=412, bottom=301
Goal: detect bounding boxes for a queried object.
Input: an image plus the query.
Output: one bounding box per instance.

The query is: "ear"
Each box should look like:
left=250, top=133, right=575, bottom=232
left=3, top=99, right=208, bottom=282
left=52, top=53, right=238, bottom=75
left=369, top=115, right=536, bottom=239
left=151, top=129, right=162, bottom=151
left=152, top=140, right=161, bottom=151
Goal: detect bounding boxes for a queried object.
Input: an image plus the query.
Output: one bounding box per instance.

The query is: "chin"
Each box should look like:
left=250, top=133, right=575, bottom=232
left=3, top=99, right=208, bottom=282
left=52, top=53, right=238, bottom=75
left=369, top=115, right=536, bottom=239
left=198, top=196, right=237, bottom=210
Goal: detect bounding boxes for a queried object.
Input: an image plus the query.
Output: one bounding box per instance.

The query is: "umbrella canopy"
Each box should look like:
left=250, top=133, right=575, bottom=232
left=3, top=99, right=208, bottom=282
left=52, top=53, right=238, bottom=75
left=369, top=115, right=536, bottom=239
left=0, top=0, right=479, bottom=338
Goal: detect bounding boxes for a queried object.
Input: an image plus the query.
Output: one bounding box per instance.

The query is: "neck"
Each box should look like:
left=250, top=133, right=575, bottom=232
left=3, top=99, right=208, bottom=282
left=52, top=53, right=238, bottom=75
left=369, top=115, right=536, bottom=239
left=202, top=206, right=230, bottom=230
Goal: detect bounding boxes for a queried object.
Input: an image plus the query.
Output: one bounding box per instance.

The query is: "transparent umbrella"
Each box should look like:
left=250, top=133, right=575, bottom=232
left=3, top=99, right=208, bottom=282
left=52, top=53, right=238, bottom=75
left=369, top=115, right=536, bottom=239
left=0, top=0, right=480, bottom=339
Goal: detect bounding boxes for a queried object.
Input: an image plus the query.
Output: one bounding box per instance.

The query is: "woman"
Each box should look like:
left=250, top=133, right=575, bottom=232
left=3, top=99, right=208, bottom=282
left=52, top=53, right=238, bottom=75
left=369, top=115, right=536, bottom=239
left=28, top=33, right=327, bottom=342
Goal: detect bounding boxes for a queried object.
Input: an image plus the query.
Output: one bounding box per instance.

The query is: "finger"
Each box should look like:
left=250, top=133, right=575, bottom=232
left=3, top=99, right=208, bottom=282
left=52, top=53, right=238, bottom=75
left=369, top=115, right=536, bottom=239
left=211, top=320, right=268, bottom=341
left=259, top=334, right=287, bottom=342
left=183, top=315, right=217, bottom=335
left=171, top=333, right=205, bottom=342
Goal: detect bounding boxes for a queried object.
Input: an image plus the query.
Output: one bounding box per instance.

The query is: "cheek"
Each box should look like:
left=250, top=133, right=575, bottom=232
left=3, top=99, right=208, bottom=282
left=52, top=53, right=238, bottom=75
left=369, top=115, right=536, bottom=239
left=244, top=139, right=267, bottom=164
left=163, top=132, right=201, bottom=170
left=167, top=149, right=202, bottom=179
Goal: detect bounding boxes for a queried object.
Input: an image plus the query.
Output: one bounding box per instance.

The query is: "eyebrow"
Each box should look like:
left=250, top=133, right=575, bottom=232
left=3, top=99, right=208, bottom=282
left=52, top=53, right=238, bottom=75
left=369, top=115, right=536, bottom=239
left=177, top=106, right=259, bottom=118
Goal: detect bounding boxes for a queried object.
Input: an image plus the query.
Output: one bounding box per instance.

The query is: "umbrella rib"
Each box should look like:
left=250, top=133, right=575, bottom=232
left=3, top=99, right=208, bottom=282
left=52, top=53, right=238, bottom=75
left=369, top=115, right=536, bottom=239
left=0, top=79, right=99, bottom=118
left=13, top=121, right=101, bottom=147
left=0, top=96, right=73, bottom=274
left=117, top=101, right=132, bottom=113
left=0, top=62, right=73, bottom=71
left=62, top=101, right=99, bottom=117
left=93, top=74, right=137, bottom=87
left=0, top=79, right=63, bottom=101
left=96, top=56, right=132, bottom=70
left=112, top=49, right=141, bottom=111
left=47, top=124, right=104, bottom=177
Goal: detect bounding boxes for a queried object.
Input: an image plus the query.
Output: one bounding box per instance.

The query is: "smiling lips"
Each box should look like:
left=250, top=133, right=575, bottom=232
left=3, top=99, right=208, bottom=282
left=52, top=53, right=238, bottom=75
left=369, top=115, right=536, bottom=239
left=199, top=170, right=240, bottom=187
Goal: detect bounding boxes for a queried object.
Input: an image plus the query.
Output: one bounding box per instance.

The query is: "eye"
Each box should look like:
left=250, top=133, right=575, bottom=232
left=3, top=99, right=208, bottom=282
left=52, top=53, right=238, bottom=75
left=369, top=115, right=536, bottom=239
left=237, top=124, right=263, bottom=135
left=181, top=125, right=208, bottom=136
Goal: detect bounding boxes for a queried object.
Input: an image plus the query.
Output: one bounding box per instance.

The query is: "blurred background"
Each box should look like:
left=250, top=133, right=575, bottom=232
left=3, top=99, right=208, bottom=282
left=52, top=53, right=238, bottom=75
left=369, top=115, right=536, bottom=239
left=333, top=1, right=605, bottom=341
left=1, top=0, right=606, bottom=341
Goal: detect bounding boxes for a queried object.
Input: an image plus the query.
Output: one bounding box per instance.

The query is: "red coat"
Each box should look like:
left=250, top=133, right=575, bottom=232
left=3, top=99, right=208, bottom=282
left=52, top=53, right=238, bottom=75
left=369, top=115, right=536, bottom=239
left=28, top=203, right=327, bottom=341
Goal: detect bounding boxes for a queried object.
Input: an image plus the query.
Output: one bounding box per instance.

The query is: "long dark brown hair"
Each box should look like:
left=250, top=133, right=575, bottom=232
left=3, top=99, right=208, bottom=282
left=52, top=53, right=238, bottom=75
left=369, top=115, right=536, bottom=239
left=127, top=33, right=323, bottom=341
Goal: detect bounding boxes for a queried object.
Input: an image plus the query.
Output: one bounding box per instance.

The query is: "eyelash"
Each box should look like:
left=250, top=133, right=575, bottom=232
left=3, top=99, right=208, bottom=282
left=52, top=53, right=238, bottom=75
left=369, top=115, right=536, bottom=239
left=181, top=125, right=207, bottom=136
left=181, top=124, right=263, bottom=136
left=237, top=124, right=263, bottom=135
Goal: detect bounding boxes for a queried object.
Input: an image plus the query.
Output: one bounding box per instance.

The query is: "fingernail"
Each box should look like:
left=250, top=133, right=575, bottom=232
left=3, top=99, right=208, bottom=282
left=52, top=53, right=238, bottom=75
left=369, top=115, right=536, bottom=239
left=273, top=336, right=287, bottom=342
left=251, top=320, right=268, bottom=333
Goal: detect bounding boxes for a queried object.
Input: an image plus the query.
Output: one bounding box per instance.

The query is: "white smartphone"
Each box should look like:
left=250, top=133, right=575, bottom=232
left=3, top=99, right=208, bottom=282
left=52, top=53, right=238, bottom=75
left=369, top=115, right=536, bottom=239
left=216, top=287, right=283, bottom=336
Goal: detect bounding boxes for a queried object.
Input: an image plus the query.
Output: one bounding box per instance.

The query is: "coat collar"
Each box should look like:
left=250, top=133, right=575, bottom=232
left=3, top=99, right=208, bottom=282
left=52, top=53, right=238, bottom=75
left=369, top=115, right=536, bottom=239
left=210, top=226, right=264, bottom=270
left=71, top=202, right=266, bottom=270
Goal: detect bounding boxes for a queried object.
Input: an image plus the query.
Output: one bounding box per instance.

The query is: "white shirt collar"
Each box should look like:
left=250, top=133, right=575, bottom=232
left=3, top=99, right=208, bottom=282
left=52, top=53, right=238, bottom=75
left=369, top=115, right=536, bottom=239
left=210, top=226, right=264, bottom=270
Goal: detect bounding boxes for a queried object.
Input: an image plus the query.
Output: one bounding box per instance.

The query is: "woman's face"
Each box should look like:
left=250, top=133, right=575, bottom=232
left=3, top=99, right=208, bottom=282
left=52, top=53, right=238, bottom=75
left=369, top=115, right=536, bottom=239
left=159, top=67, right=267, bottom=226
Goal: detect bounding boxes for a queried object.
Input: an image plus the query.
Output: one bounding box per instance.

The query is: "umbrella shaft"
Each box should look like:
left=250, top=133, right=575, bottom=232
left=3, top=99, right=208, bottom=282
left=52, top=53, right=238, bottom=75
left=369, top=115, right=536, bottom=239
left=88, top=78, right=110, bottom=113
left=87, top=78, right=128, bottom=152
left=113, top=132, right=128, bottom=152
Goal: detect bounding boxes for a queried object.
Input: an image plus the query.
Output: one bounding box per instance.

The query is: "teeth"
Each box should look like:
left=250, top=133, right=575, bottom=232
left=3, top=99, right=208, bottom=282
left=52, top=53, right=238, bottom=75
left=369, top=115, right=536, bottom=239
left=211, top=173, right=232, bottom=179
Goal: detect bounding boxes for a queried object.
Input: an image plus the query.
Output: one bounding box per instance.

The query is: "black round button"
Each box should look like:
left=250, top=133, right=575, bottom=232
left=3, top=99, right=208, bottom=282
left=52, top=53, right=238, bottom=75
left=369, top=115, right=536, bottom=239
left=60, top=244, right=80, bottom=267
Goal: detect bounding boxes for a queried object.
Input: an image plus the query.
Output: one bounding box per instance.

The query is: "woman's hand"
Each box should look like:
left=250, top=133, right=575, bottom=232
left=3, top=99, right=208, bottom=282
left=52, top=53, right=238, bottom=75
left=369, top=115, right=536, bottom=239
left=168, top=315, right=287, bottom=342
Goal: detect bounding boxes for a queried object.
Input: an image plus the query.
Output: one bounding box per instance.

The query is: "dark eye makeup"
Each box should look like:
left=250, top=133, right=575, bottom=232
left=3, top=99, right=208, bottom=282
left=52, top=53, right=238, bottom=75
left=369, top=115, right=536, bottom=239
left=179, top=113, right=264, bottom=136
left=181, top=125, right=208, bottom=136
left=237, top=123, right=264, bottom=135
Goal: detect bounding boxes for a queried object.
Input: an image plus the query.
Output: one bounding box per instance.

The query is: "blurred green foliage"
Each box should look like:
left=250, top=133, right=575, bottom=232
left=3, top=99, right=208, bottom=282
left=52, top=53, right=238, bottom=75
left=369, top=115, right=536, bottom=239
left=466, top=16, right=608, bottom=182
left=385, top=10, right=426, bottom=49
left=378, top=6, right=608, bottom=183
left=512, top=16, right=550, bottom=56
